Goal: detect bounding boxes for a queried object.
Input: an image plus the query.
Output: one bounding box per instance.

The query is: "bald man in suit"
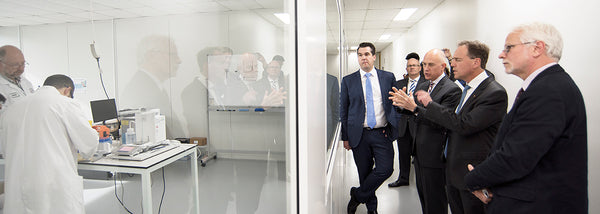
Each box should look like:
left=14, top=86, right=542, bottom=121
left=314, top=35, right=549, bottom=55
left=390, top=49, right=461, bottom=214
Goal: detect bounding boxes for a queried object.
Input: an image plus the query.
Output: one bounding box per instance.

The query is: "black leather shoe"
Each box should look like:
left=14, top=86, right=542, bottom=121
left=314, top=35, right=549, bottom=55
left=388, top=179, right=409, bottom=187
left=347, top=187, right=360, bottom=214
left=367, top=210, right=378, bottom=214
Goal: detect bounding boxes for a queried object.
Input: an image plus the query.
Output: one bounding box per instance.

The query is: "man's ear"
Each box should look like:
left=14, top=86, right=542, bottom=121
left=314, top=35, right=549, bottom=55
left=531, top=41, right=546, bottom=58
left=59, top=87, right=72, bottom=98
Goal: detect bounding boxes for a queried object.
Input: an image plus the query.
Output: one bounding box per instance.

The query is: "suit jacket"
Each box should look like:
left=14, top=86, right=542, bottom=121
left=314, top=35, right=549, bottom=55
left=411, top=75, right=461, bottom=168
left=252, top=73, right=287, bottom=104
left=120, top=71, right=184, bottom=138
left=395, top=76, right=427, bottom=137
left=464, top=64, right=587, bottom=214
left=340, top=69, right=398, bottom=148
left=420, top=73, right=507, bottom=189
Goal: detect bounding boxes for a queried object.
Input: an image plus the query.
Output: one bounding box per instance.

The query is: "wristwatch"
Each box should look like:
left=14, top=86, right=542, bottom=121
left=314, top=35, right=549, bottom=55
left=413, top=106, right=419, bottom=114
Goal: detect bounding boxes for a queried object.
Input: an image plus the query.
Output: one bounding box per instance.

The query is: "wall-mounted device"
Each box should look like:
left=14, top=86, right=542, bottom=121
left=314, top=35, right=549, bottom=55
left=90, top=43, right=100, bottom=59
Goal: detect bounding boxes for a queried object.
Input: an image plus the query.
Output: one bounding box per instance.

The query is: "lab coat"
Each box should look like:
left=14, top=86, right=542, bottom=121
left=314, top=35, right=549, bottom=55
left=0, top=74, right=35, bottom=113
left=0, top=86, right=98, bottom=214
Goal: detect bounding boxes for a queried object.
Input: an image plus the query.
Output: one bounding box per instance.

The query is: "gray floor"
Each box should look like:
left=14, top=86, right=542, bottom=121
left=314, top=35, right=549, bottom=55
left=81, top=157, right=287, bottom=214
left=340, top=142, right=422, bottom=214
left=1, top=142, right=423, bottom=214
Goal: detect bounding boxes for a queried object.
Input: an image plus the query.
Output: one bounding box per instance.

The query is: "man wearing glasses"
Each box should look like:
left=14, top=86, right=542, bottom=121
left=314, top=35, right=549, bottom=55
left=464, top=23, right=587, bottom=214
left=0, top=45, right=36, bottom=112
left=388, top=52, right=426, bottom=188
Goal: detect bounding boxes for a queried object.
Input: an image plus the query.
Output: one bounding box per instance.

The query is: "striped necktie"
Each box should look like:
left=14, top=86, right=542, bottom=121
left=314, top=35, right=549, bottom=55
left=427, top=82, right=435, bottom=93
left=409, top=79, right=416, bottom=94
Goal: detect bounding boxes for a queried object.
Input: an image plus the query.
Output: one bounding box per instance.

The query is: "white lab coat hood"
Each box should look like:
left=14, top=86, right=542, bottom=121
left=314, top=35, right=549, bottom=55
left=0, top=86, right=99, bottom=213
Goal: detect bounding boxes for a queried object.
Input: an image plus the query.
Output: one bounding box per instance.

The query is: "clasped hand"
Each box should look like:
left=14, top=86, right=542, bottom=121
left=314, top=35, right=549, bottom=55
left=388, top=87, right=432, bottom=111
left=467, top=164, right=493, bottom=204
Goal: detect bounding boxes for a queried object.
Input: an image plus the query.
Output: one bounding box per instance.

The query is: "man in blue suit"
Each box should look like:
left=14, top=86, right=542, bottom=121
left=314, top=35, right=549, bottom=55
left=341, top=42, right=398, bottom=214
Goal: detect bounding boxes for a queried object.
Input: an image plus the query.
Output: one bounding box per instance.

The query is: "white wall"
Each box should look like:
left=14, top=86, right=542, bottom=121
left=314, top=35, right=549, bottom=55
left=0, top=11, right=288, bottom=160
left=384, top=0, right=600, bottom=211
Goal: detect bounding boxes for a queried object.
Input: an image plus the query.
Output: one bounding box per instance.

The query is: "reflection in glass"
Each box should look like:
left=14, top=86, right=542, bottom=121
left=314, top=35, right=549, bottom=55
left=119, top=35, right=184, bottom=138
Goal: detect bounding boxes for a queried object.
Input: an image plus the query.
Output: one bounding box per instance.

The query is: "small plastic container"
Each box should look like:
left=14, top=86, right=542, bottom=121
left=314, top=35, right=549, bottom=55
left=98, top=138, right=112, bottom=154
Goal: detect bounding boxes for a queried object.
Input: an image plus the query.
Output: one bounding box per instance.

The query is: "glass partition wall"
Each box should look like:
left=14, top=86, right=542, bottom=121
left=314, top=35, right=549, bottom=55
left=113, top=8, right=295, bottom=214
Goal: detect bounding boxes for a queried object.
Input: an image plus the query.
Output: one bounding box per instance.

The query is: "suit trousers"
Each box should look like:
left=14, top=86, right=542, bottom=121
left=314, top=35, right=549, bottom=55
left=396, top=126, right=413, bottom=181
left=351, top=127, right=394, bottom=211
left=447, top=183, right=486, bottom=214
left=414, top=159, right=448, bottom=214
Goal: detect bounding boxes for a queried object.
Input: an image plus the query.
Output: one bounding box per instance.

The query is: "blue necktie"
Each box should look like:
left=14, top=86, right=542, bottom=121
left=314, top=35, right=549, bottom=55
left=445, top=85, right=471, bottom=157
left=365, top=73, right=376, bottom=129
left=455, top=85, right=471, bottom=113
left=409, top=79, right=416, bottom=94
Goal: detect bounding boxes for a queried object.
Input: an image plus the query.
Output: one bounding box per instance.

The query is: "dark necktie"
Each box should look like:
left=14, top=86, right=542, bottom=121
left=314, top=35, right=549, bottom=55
left=427, top=82, right=435, bottom=93
left=515, top=88, right=524, bottom=102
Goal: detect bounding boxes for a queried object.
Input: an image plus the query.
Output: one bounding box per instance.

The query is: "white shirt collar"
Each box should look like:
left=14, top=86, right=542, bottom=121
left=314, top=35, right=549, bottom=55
left=521, top=62, right=557, bottom=91
left=409, top=75, right=420, bottom=83
left=466, top=70, right=489, bottom=91
left=360, top=67, right=377, bottom=79
left=431, top=72, right=446, bottom=85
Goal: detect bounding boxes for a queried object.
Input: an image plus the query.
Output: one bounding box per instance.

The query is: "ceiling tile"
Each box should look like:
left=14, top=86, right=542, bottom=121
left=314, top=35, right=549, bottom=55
left=94, top=9, right=141, bottom=19
left=365, top=9, right=399, bottom=21
left=183, top=2, right=229, bottom=13
left=344, top=21, right=363, bottom=30
left=363, top=20, right=390, bottom=29
left=344, top=0, right=369, bottom=10
left=343, top=9, right=366, bottom=22
left=368, top=0, right=408, bottom=9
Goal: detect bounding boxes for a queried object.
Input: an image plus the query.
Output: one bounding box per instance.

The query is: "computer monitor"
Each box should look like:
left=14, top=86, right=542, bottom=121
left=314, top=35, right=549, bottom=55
left=90, top=98, right=118, bottom=123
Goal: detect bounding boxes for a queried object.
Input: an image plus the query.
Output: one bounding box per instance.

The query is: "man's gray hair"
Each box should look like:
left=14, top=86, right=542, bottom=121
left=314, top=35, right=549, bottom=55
left=514, top=22, right=563, bottom=62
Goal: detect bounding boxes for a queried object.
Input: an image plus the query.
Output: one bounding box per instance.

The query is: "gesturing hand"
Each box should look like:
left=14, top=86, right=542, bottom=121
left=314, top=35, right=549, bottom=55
left=388, top=87, right=417, bottom=112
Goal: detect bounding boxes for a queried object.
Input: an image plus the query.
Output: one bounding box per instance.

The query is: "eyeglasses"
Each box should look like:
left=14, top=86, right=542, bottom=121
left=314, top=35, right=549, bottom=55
left=407, top=64, right=420, bottom=68
left=0, top=61, right=28, bottom=68
left=502, top=41, right=535, bottom=54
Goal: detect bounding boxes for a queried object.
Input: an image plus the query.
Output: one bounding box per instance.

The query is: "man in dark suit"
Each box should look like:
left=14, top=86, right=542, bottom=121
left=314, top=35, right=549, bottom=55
left=252, top=58, right=287, bottom=107
left=388, top=52, right=426, bottom=187
left=390, top=49, right=461, bottom=214
left=392, top=41, right=508, bottom=214
left=341, top=42, right=398, bottom=214
left=464, top=23, right=587, bottom=214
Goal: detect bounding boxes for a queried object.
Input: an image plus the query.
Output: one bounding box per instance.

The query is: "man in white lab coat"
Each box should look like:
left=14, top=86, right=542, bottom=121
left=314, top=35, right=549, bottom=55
left=0, top=74, right=98, bottom=213
left=0, top=45, right=36, bottom=113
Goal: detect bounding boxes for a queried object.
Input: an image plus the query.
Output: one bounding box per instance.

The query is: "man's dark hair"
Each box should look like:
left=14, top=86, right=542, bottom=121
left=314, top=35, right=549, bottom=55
left=43, top=74, right=74, bottom=98
left=405, top=52, right=420, bottom=61
left=272, top=55, right=285, bottom=63
left=458, top=40, right=490, bottom=69
left=357, top=42, right=376, bottom=55
left=0, top=47, right=6, bottom=61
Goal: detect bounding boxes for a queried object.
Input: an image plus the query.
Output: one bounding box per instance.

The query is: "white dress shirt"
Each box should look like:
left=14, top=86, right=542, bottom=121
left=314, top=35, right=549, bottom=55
left=455, top=71, right=489, bottom=112
left=360, top=68, right=387, bottom=128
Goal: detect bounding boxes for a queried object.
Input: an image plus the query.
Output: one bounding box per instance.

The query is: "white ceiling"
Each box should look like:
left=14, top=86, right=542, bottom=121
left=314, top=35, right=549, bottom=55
left=0, top=0, right=442, bottom=54
left=327, top=0, right=444, bottom=53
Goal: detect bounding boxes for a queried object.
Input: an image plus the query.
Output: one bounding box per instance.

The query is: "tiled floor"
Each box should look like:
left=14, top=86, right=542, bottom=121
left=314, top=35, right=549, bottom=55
left=2, top=142, right=423, bottom=214
left=339, top=142, right=422, bottom=214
